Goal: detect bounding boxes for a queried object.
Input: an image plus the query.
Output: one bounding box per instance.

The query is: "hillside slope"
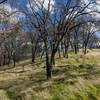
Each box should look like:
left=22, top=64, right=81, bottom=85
left=0, top=49, right=100, bottom=100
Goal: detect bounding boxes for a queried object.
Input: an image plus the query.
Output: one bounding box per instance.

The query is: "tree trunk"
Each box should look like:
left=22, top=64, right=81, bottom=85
left=32, top=42, right=38, bottom=63
left=51, top=49, right=57, bottom=66
left=58, top=48, right=61, bottom=59
left=64, top=41, right=69, bottom=58
left=13, top=52, right=16, bottom=67
left=51, top=53, right=55, bottom=65
left=8, top=51, right=11, bottom=65
left=8, top=56, right=10, bottom=66
left=63, top=50, right=65, bottom=58
left=65, top=47, right=69, bottom=58
left=84, top=45, right=87, bottom=54
left=32, top=52, right=35, bottom=63
left=46, top=60, right=52, bottom=80
left=8, top=57, right=10, bottom=65
left=3, top=55, right=6, bottom=65
left=74, top=44, right=77, bottom=54
left=32, top=45, right=35, bottom=63
left=45, top=41, right=52, bottom=80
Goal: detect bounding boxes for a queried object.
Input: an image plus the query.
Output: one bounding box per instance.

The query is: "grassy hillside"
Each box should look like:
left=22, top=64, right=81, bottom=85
left=0, top=49, right=100, bottom=100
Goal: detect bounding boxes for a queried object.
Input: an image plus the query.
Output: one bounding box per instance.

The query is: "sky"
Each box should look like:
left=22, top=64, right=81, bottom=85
left=0, top=0, right=100, bottom=37
left=0, top=0, right=100, bottom=21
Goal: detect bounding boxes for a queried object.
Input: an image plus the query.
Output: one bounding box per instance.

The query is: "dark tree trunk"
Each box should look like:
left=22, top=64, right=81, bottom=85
left=51, top=53, right=55, bottom=65
left=45, top=41, right=52, bottom=80
left=8, top=56, right=10, bottom=66
left=8, top=57, right=10, bottom=65
left=32, top=45, right=35, bottom=63
left=3, top=55, right=6, bottom=65
left=8, top=51, right=11, bottom=65
left=32, top=54, right=35, bottom=63
left=31, top=42, right=38, bottom=63
left=84, top=45, right=87, bottom=54
left=64, top=33, right=70, bottom=58
left=65, top=47, right=69, bottom=58
left=74, top=44, right=78, bottom=54
left=83, top=42, right=87, bottom=54
left=51, top=49, right=57, bottom=66
left=64, top=41, right=69, bottom=58
left=61, top=42, right=65, bottom=58
left=46, top=60, right=52, bottom=80
left=63, top=50, right=65, bottom=58
left=32, top=52, right=35, bottom=63
left=13, top=52, right=16, bottom=67
left=58, top=48, right=61, bottom=59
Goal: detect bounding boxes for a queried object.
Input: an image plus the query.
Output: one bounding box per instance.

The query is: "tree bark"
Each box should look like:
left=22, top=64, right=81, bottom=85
left=84, top=44, right=87, bottom=54
left=45, top=41, right=52, bottom=80
left=64, top=40, right=69, bottom=58
left=32, top=46, right=35, bottom=63
left=58, top=48, right=61, bottom=59
left=74, top=44, right=78, bottom=54
left=31, top=41, right=38, bottom=63
left=46, top=58, right=52, bottom=80
left=65, top=46, right=69, bottom=58
left=8, top=51, right=11, bottom=65
left=13, top=52, right=16, bottom=67
left=3, top=55, right=6, bottom=65
left=51, top=49, right=57, bottom=66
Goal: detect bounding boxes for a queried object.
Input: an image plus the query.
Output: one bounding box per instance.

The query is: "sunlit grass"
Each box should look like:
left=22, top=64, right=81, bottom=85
left=0, top=49, right=100, bottom=100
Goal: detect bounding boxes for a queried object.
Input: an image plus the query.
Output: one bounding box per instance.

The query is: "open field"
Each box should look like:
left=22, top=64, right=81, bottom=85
left=0, top=49, right=100, bottom=100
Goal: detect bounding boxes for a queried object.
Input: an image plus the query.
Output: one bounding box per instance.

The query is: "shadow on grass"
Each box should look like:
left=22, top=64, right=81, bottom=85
left=0, top=69, right=47, bottom=100
left=52, top=64, right=100, bottom=84
left=0, top=62, right=100, bottom=100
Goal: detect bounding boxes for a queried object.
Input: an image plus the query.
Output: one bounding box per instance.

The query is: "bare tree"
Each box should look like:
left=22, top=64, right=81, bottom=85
left=81, top=22, right=100, bottom=54
left=0, top=0, right=7, bottom=4
left=26, top=31, right=39, bottom=63
left=5, top=0, right=100, bottom=79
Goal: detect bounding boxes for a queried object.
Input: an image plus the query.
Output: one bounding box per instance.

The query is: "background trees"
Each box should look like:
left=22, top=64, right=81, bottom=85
left=0, top=0, right=100, bottom=80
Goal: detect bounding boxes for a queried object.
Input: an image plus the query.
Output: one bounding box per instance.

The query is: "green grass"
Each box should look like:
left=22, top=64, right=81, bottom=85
left=5, top=90, right=15, bottom=99
left=0, top=50, right=100, bottom=100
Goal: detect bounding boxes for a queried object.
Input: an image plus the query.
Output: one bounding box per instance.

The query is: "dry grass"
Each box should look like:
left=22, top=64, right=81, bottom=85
left=0, top=49, right=100, bottom=100
left=0, top=90, right=9, bottom=100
